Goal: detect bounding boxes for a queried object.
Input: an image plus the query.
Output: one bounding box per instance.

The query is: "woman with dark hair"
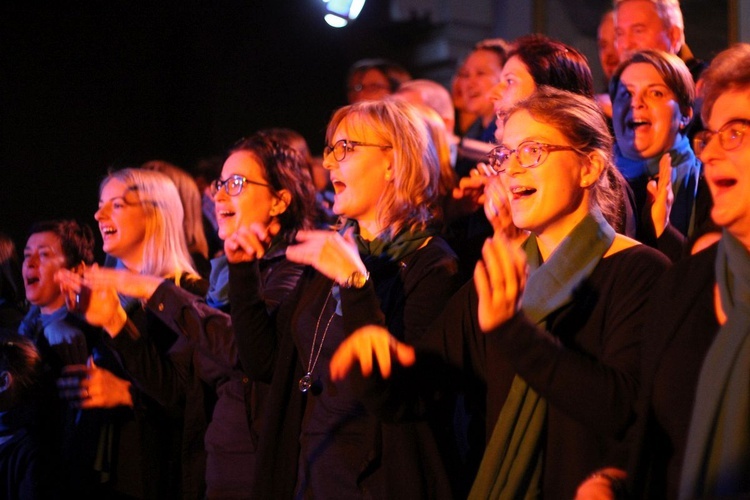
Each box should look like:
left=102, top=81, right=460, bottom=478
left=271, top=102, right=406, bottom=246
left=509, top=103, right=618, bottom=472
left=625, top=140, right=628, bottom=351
left=226, top=98, right=460, bottom=498
left=609, top=49, right=711, bottom=260
left=490, top=34, right=594, bottom=143
left=16, top=219, right=96, bottom=495
left=331, top=88, right=670, bottom=498
left=62, top=133, right=319, bottom=497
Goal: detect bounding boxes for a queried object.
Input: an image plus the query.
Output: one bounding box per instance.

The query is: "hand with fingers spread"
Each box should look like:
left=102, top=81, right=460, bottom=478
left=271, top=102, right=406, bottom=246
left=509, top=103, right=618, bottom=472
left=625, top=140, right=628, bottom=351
left=57, top=356, right=134, bottom=409
left=329, top=325, right=416, bottom=381
left=224, top=221, right=280, bottom=264
left=646, top=153, right=674, bottom=238
left=474, top=232, right=528, bottom=333
left=285, top=228, right=366, bottom=285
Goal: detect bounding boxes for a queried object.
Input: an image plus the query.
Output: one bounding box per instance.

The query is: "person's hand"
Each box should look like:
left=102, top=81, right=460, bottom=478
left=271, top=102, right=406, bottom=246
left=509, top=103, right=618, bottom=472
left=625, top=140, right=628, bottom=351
left=574, top=467, right=627, bottom=499
left=56, top=267, right=127, bottom=337
left=449, top=166, right=492, bottom=218
left=646, top=153, right=674, bottom=238
left=474, top=232, right=528, bottom=332
left=285, top=228, right=366, bottom=285
left=484, top=178, right=529, bottom=246
left=57, top=356, right=134, bottom=409
left=80, top=265, right=163, bottom=301
left=329, top=325, right=416, bottom=381
left=224, top=221, right=279, bottom=264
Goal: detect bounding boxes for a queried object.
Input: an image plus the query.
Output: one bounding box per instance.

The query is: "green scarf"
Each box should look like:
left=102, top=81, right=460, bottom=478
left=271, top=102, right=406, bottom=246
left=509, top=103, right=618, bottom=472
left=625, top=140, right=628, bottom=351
left=469, top=211, right=615, bottom=499
left=679, top=230, right=750, bottom=498
left=339, top=219, right=436, bottom=261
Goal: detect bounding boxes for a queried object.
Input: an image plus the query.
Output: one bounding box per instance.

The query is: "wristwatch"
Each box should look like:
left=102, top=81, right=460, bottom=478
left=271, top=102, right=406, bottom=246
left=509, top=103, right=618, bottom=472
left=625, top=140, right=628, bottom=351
left=340, top=270, right=370, bottom=289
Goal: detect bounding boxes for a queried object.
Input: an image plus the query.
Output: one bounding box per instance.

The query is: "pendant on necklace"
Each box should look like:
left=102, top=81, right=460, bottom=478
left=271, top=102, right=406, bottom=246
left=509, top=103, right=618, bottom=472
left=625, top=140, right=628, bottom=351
left=299, top=372, right=312, bottom=392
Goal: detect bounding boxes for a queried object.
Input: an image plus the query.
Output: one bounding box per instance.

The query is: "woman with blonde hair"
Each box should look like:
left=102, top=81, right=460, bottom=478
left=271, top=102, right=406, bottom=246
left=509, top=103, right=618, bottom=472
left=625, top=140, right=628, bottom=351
left=331, top=88, right=670, bottom=498
left=58, top=167, right=208, bottom=497
left=226, top=98, right=462, bottom=498
left=141, top=160, right=211, bottom=276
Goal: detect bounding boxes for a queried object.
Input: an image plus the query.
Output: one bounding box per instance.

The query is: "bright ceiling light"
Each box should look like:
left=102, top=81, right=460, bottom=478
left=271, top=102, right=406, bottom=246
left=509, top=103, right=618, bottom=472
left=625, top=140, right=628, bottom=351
left=322, top=0, right=365, bottom=28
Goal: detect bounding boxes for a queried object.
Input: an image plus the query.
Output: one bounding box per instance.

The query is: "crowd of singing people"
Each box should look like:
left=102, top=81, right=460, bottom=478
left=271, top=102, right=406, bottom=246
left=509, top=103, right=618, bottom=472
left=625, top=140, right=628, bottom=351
left=2, top=1, right=750, bottom=498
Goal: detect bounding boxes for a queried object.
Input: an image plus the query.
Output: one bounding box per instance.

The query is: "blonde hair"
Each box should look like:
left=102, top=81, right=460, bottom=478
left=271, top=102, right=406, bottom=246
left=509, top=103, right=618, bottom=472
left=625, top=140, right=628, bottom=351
left=325, top=99, right=439, bottom=238
left=411, top=103, right=456, bottom=219
left=100, top=168, right=199, bottom=279
left=141, top=160, right=209, bottom=260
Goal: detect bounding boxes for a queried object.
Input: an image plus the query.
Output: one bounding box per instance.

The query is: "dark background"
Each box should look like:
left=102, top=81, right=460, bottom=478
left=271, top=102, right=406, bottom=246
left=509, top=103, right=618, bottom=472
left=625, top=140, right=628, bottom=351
left=0, top=0, right=732, bottom=253
left=1, top=0, right=436, bottom=250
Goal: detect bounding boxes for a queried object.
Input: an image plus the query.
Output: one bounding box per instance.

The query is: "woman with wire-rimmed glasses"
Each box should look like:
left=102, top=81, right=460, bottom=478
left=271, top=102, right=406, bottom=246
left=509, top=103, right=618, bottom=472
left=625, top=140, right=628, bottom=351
left=225, top=98, right=462, bottom=498
left=330, top=87, right=671, bottom=498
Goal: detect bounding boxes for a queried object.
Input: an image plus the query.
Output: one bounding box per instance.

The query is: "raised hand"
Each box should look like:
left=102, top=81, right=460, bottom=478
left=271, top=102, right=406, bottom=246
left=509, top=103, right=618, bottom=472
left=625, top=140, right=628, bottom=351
left=449, top=166, right=491, bottom=219
left=646, top=153, right=674, bottom=238
left=224, top=221, right=279, bottom=264
left=474, top=232, right=528, bottom=333
left=484, top=178, right=529, bottom=247
left=56, top=266, right=127, bottom=337
left=285, top=227, right=366, bottom=285
left=329, top=325, right=416, bottom=381
left=81, top=265, right=163, bottom=301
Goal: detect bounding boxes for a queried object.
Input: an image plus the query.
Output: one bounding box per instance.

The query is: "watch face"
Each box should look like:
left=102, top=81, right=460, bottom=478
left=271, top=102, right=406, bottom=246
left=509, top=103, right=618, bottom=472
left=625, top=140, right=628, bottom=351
left=352, top=271, right=367, bottom=288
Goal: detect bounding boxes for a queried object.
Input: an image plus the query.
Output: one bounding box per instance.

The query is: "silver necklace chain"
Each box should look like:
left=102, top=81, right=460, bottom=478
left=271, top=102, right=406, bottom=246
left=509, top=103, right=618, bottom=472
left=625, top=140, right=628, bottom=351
left=299, top=286, right=336, bottom=392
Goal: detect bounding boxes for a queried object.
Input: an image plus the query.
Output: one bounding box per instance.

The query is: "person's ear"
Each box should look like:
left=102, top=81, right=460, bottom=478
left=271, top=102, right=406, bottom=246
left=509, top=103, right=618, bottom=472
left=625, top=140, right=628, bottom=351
left=668, top=27, right=683, bottom=54
left=71, top=261, right=86, bottom=275
left=0, top=371, right=12, bottom=393
left=581, top=151, right=606, bottom=188
left=680, top=108, right=694, bottom=130
left=269, top=189, right=291, bottom=217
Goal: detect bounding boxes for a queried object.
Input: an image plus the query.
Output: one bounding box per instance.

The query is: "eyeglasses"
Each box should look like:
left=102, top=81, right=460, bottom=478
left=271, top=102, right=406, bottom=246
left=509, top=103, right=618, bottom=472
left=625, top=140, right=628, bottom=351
left=486, top=141, right=579, bottom=174
left=210, top=175, right=272, bottom=197
left=323, top=139, right=393, bottom=162
left=693, top=119, right=750, bottom=157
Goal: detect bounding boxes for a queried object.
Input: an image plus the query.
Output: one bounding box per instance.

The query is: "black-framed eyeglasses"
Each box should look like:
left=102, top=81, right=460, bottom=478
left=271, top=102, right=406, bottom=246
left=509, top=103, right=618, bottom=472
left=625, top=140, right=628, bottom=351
left=693, top=119, right=750, bottom=157
left=210, top=175, right=272, bottom=197
left=323, top=139, right=393, bottom=162
left=486, top=141, right=580, bottom=174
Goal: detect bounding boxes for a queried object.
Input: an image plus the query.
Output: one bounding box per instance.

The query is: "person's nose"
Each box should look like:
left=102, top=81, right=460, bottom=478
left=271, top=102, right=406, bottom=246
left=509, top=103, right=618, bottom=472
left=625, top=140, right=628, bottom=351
left=94, top=204, right=107, bottom=222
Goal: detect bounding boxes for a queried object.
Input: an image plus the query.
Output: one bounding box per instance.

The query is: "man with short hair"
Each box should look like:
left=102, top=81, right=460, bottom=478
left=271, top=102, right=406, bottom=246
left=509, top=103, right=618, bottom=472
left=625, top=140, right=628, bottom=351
left=613, top=0, right=706, bottom=82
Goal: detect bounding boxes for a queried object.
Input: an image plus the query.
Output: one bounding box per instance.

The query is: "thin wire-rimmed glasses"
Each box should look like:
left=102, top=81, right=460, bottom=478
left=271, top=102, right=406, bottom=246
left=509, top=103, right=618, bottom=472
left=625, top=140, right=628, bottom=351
left=693, top=119, right=750, bottom=157
left=323, top=139, right=393, bottom=162
left=486, top=141, right=580, bottom=174
left=210, top=174, right=272, bottom=197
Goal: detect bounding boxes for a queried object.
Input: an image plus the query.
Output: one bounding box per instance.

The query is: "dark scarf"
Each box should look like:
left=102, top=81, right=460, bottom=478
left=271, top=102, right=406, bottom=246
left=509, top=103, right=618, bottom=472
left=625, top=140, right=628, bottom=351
left=469, top=211, right=615, bottom=499
left=679, top=230, right=750, bottom=498
left=614, top=134, right=701, bottom=237
left=340, top=219, right=436, bottom=261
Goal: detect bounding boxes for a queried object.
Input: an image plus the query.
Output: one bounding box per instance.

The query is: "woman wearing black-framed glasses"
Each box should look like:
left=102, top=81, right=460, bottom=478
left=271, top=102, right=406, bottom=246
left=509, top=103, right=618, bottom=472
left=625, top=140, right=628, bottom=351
left=331, top=88, right=671, bottom=498
left=226, top=98, right=462, bottom=498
